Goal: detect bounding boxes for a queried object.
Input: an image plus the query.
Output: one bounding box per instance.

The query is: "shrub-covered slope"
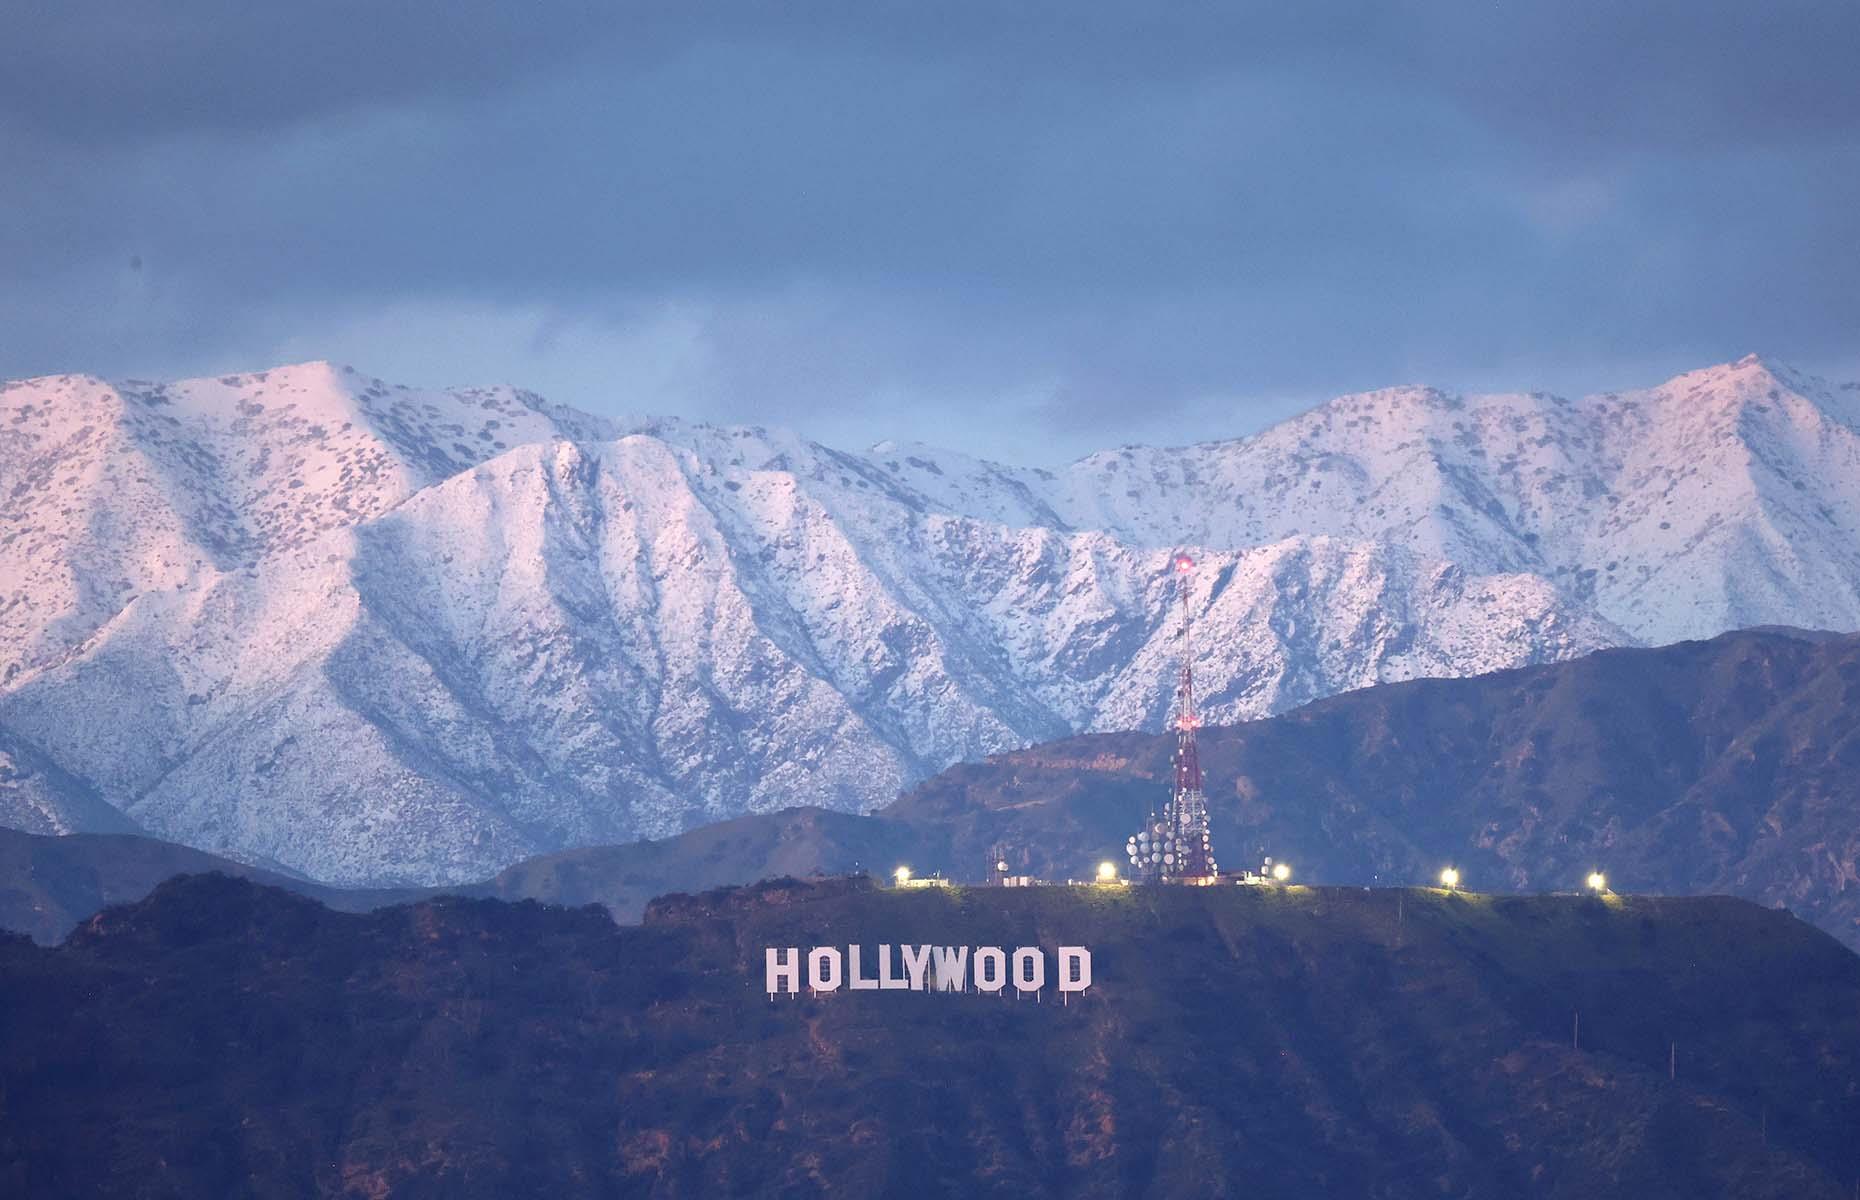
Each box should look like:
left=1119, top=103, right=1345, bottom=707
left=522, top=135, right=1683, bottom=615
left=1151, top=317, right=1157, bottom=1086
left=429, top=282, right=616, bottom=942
left=2, top=873, right=1858, bottom=1198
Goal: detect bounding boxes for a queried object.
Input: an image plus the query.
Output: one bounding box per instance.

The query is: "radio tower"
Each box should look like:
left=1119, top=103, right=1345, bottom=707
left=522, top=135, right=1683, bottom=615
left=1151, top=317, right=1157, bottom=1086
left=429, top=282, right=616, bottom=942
left=1166, top=552, right=1217, bottom=881
left=1126, top=552, right=1219, bottom=883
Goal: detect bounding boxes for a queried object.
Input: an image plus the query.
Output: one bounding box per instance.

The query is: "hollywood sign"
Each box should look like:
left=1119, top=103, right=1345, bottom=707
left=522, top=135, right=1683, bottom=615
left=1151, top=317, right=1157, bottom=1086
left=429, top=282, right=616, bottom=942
left=764, top=944, right=1092, bottom=996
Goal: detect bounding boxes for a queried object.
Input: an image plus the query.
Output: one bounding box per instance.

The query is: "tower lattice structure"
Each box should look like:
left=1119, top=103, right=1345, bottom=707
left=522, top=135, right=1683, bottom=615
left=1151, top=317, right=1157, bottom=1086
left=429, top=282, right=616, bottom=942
left=1126, top=552, right=1219, bottom=883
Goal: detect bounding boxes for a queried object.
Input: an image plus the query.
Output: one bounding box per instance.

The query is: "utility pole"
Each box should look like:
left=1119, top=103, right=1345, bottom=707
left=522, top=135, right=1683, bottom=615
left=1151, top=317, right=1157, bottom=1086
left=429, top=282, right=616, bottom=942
left=1572, top=1010, right=1580, bottom=1051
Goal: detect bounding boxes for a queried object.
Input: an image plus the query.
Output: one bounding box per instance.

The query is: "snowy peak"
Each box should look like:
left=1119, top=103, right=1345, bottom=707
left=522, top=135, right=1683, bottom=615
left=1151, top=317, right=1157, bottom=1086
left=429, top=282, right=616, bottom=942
left=0, top=362, right=623, bottom=677
left=2, top=354, right=1857, bottom=884
left=1021, top=356, right=1860, bottom=646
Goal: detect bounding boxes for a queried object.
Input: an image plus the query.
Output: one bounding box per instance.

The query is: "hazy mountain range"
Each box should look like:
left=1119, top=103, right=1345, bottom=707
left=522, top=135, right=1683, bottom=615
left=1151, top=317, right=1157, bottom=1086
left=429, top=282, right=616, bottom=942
left=3, top=354, right=1858, bottom=884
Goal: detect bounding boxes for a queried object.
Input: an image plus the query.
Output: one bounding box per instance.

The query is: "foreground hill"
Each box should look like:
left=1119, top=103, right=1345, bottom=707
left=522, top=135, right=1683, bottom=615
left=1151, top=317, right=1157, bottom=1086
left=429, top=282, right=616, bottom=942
left=5, top=355, right=1859, bottom=883
left=2, top=873, right=1857, bottom=1198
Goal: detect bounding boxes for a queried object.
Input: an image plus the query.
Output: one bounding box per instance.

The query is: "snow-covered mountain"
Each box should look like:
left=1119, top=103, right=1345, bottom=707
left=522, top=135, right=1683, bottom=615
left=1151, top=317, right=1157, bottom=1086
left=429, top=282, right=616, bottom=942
left=1, top=355, right=1853, bottom=884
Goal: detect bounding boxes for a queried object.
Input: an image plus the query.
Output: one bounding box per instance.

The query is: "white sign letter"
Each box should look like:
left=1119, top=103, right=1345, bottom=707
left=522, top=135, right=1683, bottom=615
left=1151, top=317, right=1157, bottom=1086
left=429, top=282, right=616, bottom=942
left=808, top=947, right=843, bottom=992
left=878, top=944, right=909, bottom=990
left=1058, top=946, right=1092, bottom=993
left=765, top=947, right=800, bottom=995
left=1012, top=947, right=1046, bottom=993
left=932, top=946, right=968, bottom=992
left=974, top=947, right=1007, bottom=992
left=901, top=944, right=932, bottom=990
left=848, top=944, right=880, bottom=990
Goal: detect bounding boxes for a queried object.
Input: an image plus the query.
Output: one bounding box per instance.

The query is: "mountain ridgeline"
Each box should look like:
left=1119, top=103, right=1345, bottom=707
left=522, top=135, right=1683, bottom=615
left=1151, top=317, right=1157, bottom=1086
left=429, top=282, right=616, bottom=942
left=5, top=355, right=1860, bottom=884
left=2, top=873, right=1858, bottom=1198
left=464, top=626, right=1860, bottom=955
left=8, top=629, right=1860, bottom=959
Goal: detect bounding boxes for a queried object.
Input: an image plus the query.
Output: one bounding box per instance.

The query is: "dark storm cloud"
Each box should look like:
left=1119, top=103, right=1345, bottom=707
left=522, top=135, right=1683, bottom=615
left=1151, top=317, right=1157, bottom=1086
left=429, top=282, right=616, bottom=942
left=12, top=2, right=1852, bottom=152
left=2, top=2, right=1856, bottom=459
left=0, top=0, right=630, bottom=142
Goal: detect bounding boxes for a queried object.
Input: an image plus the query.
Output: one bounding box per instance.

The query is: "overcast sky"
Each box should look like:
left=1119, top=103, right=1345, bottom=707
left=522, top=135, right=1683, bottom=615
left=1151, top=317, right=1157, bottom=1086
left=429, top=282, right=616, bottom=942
left=3, top=2, right=1856, bottom=461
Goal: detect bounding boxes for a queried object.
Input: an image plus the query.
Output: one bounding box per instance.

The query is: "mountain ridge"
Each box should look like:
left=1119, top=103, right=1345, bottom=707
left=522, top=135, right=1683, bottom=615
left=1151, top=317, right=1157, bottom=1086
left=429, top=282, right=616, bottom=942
left=3, top=356, right=1858, bottom=882
left=10, top=629, right=1860, bottom=958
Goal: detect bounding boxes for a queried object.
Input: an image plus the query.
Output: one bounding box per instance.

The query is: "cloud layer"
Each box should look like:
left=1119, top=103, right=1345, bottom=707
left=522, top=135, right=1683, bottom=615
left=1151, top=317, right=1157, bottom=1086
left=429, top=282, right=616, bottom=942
left=4, top=1, right=1856, bottom=458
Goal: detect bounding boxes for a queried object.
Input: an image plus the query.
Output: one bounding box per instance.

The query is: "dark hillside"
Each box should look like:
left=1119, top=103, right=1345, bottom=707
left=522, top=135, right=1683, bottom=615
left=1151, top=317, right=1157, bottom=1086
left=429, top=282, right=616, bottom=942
left=2, top=874, right=1859, bottom=1198
left=0, top=827, right=419, bottom=943
left=888, top=628, right=1860, bottom=946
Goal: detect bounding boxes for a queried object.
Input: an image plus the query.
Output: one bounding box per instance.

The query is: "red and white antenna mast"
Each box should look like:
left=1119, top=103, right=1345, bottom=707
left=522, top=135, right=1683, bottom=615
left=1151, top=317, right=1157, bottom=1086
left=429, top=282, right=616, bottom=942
left=1168, top=553, right=1216, bottom=881
left=1126, top=552, right=1219, bottom=883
